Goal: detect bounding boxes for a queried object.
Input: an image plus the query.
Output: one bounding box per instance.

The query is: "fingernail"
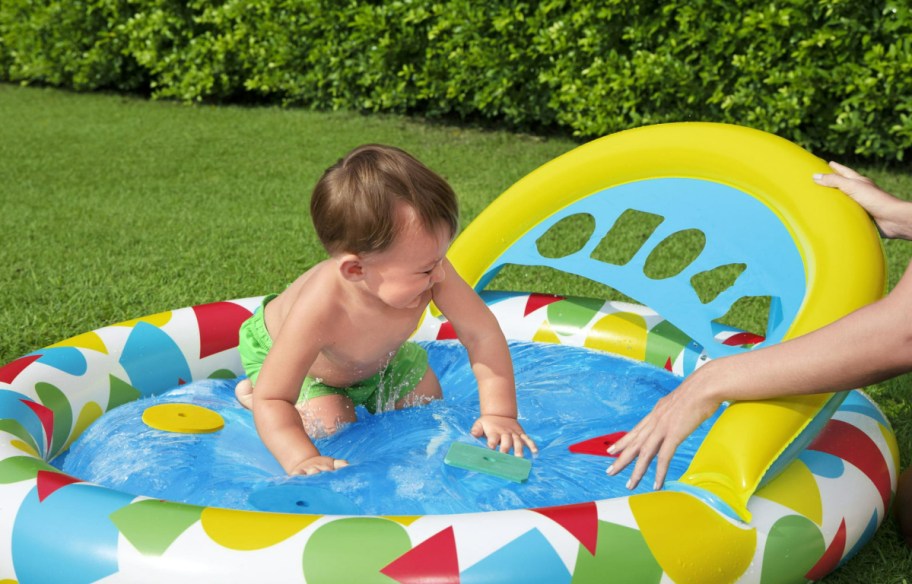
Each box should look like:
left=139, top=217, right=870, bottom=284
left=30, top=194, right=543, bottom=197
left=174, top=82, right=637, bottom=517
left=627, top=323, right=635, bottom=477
left=653, top=482, right=659, bottom=490
left=606, top=445, right=615, bottom=454
left=606, top=465, right=614, bottom=475
left=626, top=479, right=633, bottom=489
left=812, top=173, right=823, bottom=181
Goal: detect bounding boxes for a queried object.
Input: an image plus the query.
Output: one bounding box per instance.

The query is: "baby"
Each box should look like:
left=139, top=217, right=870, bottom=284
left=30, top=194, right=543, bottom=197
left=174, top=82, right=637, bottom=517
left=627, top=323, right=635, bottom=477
left=235, top=144, right=538, bottom=475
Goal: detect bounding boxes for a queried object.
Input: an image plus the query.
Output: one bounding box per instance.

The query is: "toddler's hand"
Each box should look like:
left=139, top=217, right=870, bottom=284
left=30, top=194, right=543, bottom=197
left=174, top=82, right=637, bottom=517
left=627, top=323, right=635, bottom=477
left=470, top=415, right=538, bottom=457
left=289, top=455, right=349, bottom=476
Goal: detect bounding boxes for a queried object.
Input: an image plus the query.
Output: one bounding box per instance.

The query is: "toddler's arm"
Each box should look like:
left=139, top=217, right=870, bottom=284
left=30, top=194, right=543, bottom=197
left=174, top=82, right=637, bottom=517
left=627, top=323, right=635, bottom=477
left=434, top=259, right=538, bottom=457
left=252, top=300, right=348, bottom=475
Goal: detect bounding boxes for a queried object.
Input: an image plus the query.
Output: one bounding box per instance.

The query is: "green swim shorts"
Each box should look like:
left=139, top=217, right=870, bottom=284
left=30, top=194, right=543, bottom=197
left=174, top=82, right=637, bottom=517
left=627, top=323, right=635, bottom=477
left=237, top=295, right=429, bottom=414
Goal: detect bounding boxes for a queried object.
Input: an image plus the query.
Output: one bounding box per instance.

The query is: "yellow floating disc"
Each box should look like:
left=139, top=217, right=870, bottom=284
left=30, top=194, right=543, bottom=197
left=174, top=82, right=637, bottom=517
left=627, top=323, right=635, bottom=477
left=142, top=403, right=224, bottom=434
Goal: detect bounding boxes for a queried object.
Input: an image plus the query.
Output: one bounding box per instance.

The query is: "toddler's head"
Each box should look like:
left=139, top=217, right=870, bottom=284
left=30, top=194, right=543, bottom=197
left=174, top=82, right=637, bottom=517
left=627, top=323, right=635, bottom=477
left=311, top=145, right=459, bottom=256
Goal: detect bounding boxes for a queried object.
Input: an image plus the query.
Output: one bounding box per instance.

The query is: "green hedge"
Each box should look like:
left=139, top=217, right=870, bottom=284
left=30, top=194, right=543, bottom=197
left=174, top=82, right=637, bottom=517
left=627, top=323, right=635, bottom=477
left=2, top=0, right=910, bottom=159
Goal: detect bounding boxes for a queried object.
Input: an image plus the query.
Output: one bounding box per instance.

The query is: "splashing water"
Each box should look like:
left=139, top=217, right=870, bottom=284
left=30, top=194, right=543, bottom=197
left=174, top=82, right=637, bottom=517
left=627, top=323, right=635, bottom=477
left=56, top=341, right=723, bottom=515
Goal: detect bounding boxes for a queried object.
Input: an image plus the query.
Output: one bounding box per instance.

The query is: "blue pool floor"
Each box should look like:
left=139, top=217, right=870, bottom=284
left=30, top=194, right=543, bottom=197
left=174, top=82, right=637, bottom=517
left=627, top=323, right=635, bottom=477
left=56, top=340, right=723, bottom=515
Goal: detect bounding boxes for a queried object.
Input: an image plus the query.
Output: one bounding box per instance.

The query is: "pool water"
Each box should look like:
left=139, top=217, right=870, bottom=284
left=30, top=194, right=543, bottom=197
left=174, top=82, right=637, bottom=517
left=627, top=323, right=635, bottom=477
left=55, top=340, right=723, bottom=515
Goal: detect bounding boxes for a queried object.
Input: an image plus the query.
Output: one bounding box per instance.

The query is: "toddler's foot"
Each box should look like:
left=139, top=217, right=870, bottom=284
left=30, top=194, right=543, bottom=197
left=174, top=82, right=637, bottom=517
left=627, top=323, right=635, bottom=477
left=235, top=378, right=254, bottom=410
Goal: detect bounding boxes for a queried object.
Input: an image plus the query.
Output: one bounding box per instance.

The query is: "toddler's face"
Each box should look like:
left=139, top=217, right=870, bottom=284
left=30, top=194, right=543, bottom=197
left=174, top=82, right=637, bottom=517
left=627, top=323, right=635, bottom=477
left=359, top=206, right=451, bottom=310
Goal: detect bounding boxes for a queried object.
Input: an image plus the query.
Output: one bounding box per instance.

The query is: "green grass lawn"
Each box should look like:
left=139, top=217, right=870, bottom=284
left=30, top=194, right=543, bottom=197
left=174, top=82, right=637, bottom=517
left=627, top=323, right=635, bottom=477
left=1, top=83, right=911, bottom=582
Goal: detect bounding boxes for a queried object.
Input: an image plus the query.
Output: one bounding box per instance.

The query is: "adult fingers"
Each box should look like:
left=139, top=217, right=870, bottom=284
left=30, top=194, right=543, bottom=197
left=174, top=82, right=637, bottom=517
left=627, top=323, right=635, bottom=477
left=813, top=171, right=857, bottom=191
left=652, top=441, right=678, bottom=490
left=606, top=430, right=645, bottom=476
left=814, top=162, right=873, bottom=192
left=607, top=427, right=636, bottom=455
left=627, top=434, right=663, bottom=490
left=828, top=161, right=867, bottom=180
left=608, top=412, right=654, bottom=457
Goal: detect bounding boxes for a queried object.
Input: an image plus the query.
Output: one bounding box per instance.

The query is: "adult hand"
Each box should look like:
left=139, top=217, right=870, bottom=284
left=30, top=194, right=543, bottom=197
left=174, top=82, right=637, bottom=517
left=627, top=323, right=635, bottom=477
left=470, top=414, right=538, bottom=457
left=814, top=161, right=909, bottom=239
left=606, top=369, right=721, bottom=489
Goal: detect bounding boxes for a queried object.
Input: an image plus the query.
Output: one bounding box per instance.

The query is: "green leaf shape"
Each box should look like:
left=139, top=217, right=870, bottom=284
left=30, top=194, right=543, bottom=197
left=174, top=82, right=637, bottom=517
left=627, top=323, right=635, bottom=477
left=0, top=455, right=58, bottom=484
left=34, top=382, right=72, bottom=459
left=303, top=518, right=410, bottom=583
left=208, top=368, right=239, bottom=379
left=760, top=515, right=824, bottom=584
left=645, top=320, right=695, bottom=369
left=546, top=297, right=605, bottom=337
left=110, top=499, right=203, bottom=556
left=571, top=520, right=663, bottom=584
left=0, top=418, right=40, bottom=454
left=107, top=374, right=141, bottom=411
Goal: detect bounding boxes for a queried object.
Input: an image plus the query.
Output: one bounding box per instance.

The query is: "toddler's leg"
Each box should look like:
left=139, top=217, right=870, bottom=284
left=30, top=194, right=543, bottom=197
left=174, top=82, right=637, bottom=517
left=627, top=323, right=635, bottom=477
left=237, top=378, right=355, bottom=437
left=235, top=378, right=254, bottom=410
left=297, top=394, right=358, bottom=438
left=395, top=367, right=442, bottom=409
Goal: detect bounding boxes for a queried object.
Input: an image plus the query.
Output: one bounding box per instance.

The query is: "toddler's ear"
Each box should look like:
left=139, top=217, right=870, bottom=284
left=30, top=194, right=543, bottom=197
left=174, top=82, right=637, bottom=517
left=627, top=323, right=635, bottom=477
left=338, top=255, right=365, bottom=281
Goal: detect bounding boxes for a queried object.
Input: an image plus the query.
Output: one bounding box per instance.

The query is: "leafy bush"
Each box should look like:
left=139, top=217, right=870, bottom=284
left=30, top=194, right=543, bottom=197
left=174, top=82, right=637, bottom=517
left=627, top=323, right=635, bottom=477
left=0, top=0, right=143, bottom=91
left=1, top=0, right=909, bottom=159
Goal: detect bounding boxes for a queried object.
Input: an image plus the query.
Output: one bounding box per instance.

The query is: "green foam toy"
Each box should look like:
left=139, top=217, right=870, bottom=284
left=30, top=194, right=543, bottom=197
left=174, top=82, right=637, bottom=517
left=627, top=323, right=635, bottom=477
left=444, top=442, right=532, bottom=483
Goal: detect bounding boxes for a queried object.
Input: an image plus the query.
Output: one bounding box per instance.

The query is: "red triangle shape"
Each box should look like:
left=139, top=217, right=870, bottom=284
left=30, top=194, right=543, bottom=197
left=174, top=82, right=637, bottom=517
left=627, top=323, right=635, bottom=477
left=20, top=399, right=54, bottom=452
left=805, top=518, right=846, bottom=580
left=524, top=294, right=565, bottom=317
left=380, top=526, right=460, bottom=584
left=0, top=354, right=42, bottom=384
left=37, top=470, right=81, bottom=502
left=192, top=302, right=254, bottom=359
left=533, top=501, right=599, bottom=555
left=568, top=432, right=627, bottom=457
left=722, top=331, right=765, bottom=347
left=664, top=357, right=673, bottom=372
left=437, top=321, right=458, bottom=340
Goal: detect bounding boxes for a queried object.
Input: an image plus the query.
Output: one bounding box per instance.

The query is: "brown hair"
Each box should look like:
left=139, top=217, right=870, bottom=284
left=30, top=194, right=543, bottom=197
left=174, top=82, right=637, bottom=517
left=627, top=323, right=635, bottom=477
left=310, top=144, right=460, bottom=255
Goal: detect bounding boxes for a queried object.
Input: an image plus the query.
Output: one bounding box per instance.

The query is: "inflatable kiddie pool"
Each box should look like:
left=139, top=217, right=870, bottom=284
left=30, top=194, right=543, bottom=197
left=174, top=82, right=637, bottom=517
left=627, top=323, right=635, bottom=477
left=0, top=123, right=898, bottom=583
